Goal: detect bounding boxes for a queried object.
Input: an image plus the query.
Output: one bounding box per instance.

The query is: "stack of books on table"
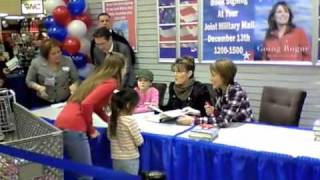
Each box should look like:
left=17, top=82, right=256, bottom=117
left=189, top=124, right=219, bottom=141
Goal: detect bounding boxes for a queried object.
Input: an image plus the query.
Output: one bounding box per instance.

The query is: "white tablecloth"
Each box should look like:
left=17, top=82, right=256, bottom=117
left=32, top=105, right=320, bottom=159
left=31, top=106, right=191, bottom=136
left=179, top=123, right=320, bottom=159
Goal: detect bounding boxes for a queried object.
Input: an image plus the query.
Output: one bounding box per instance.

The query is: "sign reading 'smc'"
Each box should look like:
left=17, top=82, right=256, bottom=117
left=22, top=0, right=43, bottom=14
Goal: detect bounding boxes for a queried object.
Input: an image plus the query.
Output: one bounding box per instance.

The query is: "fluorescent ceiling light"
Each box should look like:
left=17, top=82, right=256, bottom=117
left=37, top=14, right=46, bottom=18
left=5, top=16, right=25, bottom=20
left=0, top=13, right=8, bottom=17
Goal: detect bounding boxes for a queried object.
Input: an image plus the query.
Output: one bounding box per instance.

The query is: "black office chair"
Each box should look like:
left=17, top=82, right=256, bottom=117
left=259, top=86, right=307, bottom=126
left=152, top=83, right=167, bottom=107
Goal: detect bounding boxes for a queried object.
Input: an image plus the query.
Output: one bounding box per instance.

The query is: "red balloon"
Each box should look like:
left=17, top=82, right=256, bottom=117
left=62, top=37, right=81, bottom=55
left=63, top=0, right=69, bottom=4
left=75, top=12, right=92, bottom=28
left=53, top=6, right=72, bottom=26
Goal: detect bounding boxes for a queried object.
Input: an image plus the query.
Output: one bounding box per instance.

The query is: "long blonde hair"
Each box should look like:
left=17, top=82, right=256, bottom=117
left=69, top=52, right=125, bottom=103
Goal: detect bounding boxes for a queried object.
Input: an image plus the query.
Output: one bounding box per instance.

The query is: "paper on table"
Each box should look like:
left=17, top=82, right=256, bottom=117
left=146, top=107, right=186, bottom=122
left=92, top=114, right=108, bottom=128
left=50, top=102, right=66, bottom=108
left=132, top=112, right=192, bottom=136
left=147, top=106, right=185, bottom=119
left=161, top=109, right=185, bottom=118
left=32, top=106, right=62, bottom=120
left=132, top=112, right=161, bottom=124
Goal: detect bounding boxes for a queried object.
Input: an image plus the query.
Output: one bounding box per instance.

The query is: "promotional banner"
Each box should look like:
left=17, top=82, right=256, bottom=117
left=21, top=0, right=44, bottom=14
left=202, top=0, right=312, bottom=64
left=103, top=0, right=137, bottom=51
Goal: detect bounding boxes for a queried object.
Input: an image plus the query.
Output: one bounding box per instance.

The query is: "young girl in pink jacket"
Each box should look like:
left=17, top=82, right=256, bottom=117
left=134, top=69, right=159, bottom=113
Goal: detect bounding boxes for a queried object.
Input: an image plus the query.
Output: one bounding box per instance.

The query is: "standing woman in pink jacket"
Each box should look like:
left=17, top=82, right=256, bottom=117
left=134, top=69, right=159, bottom=113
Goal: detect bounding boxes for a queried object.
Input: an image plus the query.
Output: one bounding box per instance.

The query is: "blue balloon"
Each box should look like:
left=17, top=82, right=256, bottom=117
left=78, top=63, right=95, bottom=79
left=70, top=53, right=87, bottom=69
left=47, top=24, right=67, bottom=42
left=43, top=16, right=56, bottom=29
left=68, top=0, right=86, bottom=16
left=62, top=51, right=71, bottom=57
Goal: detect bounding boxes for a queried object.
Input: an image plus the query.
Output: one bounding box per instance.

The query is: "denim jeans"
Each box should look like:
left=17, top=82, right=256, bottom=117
left=63, top=130, right=93, bottom=180
left=112, top=158, right=139, bottom=175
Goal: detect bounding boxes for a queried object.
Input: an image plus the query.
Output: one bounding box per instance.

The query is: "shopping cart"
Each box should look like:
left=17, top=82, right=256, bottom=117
left=0, top=89, right=63, bottom=179
left=0, top=89, right=16, bottom=141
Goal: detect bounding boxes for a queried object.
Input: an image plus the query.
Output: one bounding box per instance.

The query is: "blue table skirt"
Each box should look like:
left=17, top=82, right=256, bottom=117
left=89, top=128, right=173, bottom=177
left=171, top=137, right=300, bottom=180
left=87, top=127, right=320, bottom=180
left=42, top=119, right=320, bottom=180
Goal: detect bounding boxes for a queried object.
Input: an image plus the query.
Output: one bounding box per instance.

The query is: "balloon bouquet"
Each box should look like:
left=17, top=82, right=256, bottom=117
left=43, top=0, right=94, bottom=79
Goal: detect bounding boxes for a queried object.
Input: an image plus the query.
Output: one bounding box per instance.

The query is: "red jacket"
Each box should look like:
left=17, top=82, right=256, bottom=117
left=55, top=79, right=117, bottom=135
left=262, top=28, right=311, bottom=61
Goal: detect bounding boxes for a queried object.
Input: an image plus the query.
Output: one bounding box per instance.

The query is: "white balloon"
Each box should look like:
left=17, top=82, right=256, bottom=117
left=44, top=0, right=65, bottom=15
left=67, top=20, right=87, bottom=39
left=1, top=20, right=8, bottom=28
left=79, top=38, right=91, bottom=55
left=78, top=63, right=95, bottom=79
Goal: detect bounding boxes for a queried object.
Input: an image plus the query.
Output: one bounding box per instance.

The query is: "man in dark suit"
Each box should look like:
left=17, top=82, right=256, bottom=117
left=92, top=27, right=135, bottom=87
left=90, top=13, right=136, bottom=66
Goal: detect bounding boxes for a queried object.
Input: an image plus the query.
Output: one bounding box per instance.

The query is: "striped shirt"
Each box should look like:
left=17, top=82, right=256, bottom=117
left=108, top=116, right=143, bottom=160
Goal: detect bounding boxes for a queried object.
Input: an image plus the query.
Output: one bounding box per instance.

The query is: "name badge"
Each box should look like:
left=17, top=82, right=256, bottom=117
left=44, top=77, right=55, bottom=86
left=62, top=66, right=70, bottom=72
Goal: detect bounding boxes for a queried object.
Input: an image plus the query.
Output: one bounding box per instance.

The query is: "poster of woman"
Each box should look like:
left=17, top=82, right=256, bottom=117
left=202, top=0, right=313, bottom=64
left=256, top=1, right=311, bottom=62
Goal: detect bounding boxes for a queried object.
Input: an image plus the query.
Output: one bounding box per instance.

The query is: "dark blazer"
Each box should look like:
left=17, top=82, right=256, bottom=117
left=90, top=31, right=136, bottom=65
left=92, top=40, right=135, bottom=87
left=111, top=31, right=136, bottom=65
left=163, top=81, right=210, bottom=116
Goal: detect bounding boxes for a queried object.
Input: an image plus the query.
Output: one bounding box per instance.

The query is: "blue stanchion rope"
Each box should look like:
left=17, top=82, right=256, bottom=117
left=0, top=144, right=140, bottom=180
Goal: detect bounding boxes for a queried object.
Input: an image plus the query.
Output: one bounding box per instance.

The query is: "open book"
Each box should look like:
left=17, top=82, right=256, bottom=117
left=147, top=105, right=200, bottom=123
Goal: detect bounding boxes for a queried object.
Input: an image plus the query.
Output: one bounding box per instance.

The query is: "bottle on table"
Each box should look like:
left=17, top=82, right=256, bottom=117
left=313, top=119, right=320, bottom=141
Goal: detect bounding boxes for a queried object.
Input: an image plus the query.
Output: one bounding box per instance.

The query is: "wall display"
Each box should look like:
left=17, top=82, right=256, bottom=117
left=202, top=0, right=312, bottom=65
left=158, top=0, right=199, bottom=62
left=318, top=1, right=320, bottom=65
left=180, top=3, right=198, bottom=58
left=103, top=0, right=137, bottom=51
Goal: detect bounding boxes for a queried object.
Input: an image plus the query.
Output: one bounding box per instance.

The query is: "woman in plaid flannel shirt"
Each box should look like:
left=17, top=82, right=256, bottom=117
left=204, top=59, right=253, bottom=127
